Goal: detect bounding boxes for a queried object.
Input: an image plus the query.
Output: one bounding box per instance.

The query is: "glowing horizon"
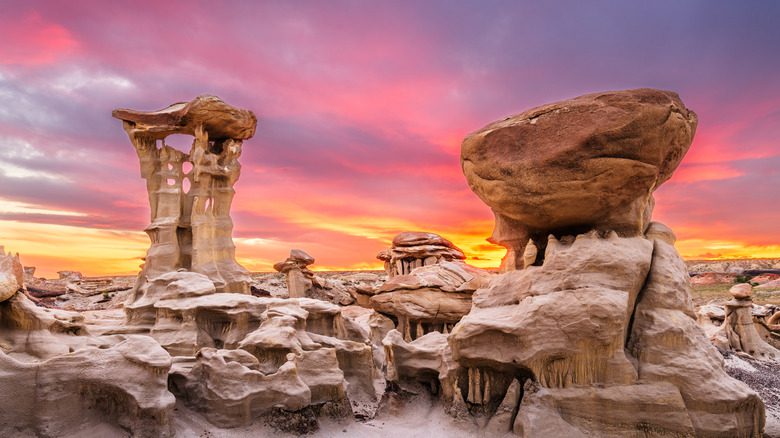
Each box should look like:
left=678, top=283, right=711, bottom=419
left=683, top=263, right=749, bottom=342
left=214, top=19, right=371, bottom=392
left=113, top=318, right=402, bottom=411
left=1, top=1, right=779, bottom=278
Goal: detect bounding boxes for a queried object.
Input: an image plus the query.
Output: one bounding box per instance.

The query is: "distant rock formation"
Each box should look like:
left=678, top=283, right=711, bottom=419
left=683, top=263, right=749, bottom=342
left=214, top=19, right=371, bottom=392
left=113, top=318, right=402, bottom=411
left=274, top=249, right=316, bottom=298
left=378, top=232, right=465, bottom=277
left=274, top=249, right=355, bottom=305
left=724, top=284, right=779, bottom=360
left=113, top=95, right=255, bottom=298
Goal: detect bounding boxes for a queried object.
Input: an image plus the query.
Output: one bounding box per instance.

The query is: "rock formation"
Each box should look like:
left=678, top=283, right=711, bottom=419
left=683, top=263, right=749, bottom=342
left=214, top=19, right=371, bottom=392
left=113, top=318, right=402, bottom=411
left=436, top=89, right=766, bottom=436
left=166, top=297, right=391, bottom=425
left=0, top=250, right=176, bottom=437
left=378, top=232, right=465, bottom=277
left=461, top=88, right=697, bottom=272
left=113, top=95, right=255, bottom=298
left=724, top=284, right=778, bottom=360
left=274, top=249, right=316, bottom=298
left=2, top=90, right=772, bottom=437
left=273, top=249, right=355, bottom=305
left=0, top=247, right=22, bottom=302
left=371, top=261, right=491, bottom=341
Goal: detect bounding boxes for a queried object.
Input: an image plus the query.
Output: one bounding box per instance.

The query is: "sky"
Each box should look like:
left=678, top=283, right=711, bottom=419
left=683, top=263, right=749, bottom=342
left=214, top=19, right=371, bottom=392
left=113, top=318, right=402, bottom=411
left=0, top=0, right=779, bottom=278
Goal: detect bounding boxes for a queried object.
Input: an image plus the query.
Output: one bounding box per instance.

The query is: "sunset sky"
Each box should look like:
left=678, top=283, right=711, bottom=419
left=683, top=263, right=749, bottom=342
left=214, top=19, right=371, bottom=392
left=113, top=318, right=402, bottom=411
left=1, top=1, right=779, bottom=278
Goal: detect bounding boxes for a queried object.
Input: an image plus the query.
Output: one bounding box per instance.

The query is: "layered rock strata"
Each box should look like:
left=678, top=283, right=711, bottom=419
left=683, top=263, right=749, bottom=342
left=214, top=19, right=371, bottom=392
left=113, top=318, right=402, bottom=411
left=378, top=232, right=466, bottom=277
left=371, top=261, right=491, bottom=341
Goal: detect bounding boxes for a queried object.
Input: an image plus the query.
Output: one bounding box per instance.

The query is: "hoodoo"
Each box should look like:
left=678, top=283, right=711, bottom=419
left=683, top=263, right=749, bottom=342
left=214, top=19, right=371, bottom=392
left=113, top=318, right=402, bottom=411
left=448, top=89, right=765, bottom=436
left=113, top=95, right=255, bottom=299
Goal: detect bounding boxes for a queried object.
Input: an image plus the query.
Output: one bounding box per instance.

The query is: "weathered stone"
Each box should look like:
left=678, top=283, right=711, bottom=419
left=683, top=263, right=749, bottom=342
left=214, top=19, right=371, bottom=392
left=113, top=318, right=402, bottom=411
left=0, top=248, right=22, bottom=302
left=113, top=95, right=254, bottom=296
left=461, top=88, right=697, bottom=271
left=730, top=283, right=753, bottom=300
left=452, top=89, right=765, bottom=436
left=371, top=261, right=491, bottom=342
left=378, top=231, right=466, bottom=277
left=0, top=335, right=175, bottom=437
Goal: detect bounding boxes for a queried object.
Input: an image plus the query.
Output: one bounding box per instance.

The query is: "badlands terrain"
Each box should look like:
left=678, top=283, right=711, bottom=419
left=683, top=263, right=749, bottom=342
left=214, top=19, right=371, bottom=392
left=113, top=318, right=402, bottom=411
left=1, top=90, right=779, bottom=437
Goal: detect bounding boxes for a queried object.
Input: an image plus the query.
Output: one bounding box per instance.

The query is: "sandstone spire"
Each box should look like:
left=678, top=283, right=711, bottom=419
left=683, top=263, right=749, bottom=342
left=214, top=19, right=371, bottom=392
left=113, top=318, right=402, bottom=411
left=113, top=96, right=256, bottom=297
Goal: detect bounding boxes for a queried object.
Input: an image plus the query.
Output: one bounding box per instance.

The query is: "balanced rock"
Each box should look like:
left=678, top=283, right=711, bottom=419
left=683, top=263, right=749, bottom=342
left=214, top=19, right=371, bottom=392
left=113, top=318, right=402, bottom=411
left=378, top=232, right=465, bottom=277
left=113, top=95, right=254, bottom=296
left=730, top=282, right=753, bottom=300
left=448, top=90, right=764, bottom=437
left=274, top=249, right=317, bottom=298
left=461, top=88, right=697, bottom=271
left=274, top=250, right=354, bottom=304
left=723, top=283, right=778, bottom=360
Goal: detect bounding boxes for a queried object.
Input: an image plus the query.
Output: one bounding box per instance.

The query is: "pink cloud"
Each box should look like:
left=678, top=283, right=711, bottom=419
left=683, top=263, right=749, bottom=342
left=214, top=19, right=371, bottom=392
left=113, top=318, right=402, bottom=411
left=0, top=11, right=79, bottom=66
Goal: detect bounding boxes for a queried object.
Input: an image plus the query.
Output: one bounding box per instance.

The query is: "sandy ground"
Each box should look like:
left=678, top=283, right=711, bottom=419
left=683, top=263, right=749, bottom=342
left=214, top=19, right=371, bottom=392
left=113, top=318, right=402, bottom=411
left=174, top=391, right=481, bottom=438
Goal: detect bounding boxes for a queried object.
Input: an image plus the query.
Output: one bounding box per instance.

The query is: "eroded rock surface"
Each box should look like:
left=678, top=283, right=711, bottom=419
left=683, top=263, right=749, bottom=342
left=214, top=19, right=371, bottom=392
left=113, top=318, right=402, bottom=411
left=371, top=261, right=492, bottom=342
left=462, top=88, right=697, bottom=271
left=0, top=247, right=23, bottom=302
left=0, top=252, right=175, bottom=437
left=378, top=232, right=466, bottom=277
left=113, top=95, right=255, bottom=296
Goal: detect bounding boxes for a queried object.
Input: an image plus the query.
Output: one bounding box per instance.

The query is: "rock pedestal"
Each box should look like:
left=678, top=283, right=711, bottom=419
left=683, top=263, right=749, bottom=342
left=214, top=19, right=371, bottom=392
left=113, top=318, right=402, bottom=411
left=113, top=95, right=255, bottom=298
left=442, top=89, right=765, bottom=437
left=274, top=249, right=316, bottom=298
left=725, top=284, right=778, bottom=360
left=378, top=232, right=465, bottom=278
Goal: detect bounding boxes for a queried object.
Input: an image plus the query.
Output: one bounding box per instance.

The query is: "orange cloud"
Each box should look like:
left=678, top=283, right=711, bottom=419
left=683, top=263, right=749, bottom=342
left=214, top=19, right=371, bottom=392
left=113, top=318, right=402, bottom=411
left=676, top=238, right=780, bottom=260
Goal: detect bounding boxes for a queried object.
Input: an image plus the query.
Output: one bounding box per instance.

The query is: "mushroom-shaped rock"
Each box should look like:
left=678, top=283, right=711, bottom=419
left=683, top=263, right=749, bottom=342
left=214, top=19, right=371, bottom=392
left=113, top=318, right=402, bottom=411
left=729, top=283, right=753, bottom=300
left=449, top=89, right=765, bottom=436
left=112, top=94, right=257, bottom=140
left=379, top=231, right=466, bottom=277
left=274, top=250, right=316, bottom=299
left=462, top=88, right=697, bottom=271
left=371, top=261, right=492, bottom=342
left=113, top=95, right=254, bottom=296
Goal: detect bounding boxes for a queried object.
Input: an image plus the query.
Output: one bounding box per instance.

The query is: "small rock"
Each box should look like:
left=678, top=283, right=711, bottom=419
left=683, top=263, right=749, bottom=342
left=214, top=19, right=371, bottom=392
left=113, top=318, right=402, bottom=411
left=730, top=283, right=753, bottom=300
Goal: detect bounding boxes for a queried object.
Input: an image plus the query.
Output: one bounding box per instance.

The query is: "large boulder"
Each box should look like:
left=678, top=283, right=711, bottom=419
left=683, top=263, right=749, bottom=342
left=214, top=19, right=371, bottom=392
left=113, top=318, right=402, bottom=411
left=461, top=88, right=697, bottom=270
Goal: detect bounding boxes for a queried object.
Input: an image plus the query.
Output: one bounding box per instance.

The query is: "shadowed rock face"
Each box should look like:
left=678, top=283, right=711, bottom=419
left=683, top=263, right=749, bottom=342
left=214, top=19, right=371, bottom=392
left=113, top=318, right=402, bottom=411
left=461, top=88, right=697, bottom=271
left=113, top=95, right=255, bottom=298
